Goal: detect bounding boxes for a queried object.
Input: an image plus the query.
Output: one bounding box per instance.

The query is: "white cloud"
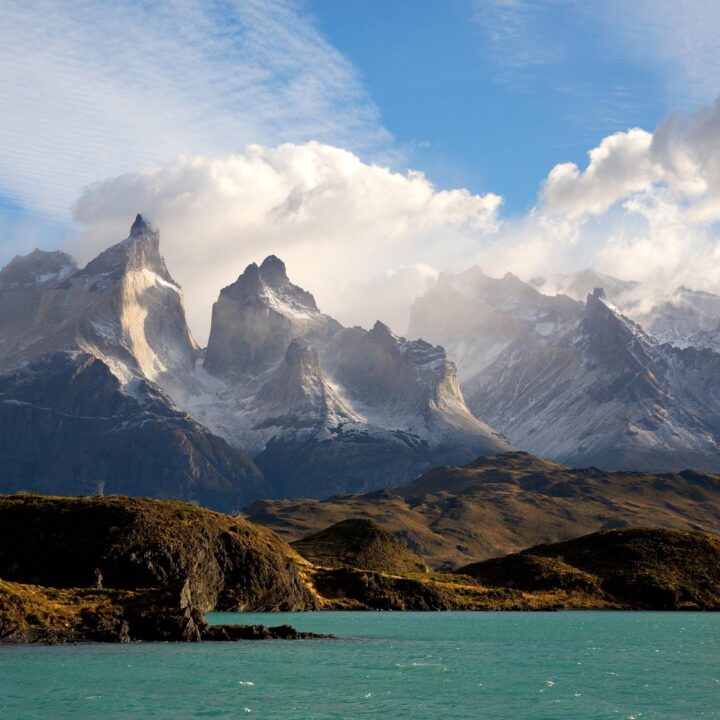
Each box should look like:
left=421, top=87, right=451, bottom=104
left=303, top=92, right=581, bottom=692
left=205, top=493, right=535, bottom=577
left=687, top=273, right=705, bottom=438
left=542, top=98, right=720, bottom=223
left=68, top=95, right=720, bottom=344
left=541, top=128, right=660, bottom=218
left=71, top=143, right=502, bottom=342
left=0, top=0, right=389, bottom=218
left=521, top=96, right=720, bottom=297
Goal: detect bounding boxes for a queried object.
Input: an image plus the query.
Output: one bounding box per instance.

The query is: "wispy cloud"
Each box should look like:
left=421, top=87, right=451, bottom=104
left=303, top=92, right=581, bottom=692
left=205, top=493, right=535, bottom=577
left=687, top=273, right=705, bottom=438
left=588, top=0, right=720, bottom=107
left=0, top=0, right=390, bottom=218
left=469, top=0, right=562, bottom=80
left=471, top=0, right=720, bottom=109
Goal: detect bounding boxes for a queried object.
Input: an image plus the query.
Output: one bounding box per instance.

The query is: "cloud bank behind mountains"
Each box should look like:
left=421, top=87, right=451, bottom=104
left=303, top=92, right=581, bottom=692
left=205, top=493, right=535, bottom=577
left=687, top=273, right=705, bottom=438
left=72, top=143, right=502, bottom=341
left=537, top=97, right=720, bottom=295
left=71, top=94, right=720, bottom=342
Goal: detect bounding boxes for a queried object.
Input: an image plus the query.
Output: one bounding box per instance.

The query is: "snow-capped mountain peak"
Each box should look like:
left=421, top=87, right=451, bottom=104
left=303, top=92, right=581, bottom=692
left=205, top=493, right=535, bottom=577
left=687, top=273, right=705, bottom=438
left=633, top=285, right=720, bottom=351
left=0, top=223, right=513, bottom=502
left=204, top=255, right=341, bottom=377
left=408, top=266, right=583, bottom=384
left=408, top=263, right=720, bottom=473
left=0, top=215, right=197, bottom=386
left=220, top=255, right=317, bottom=312
left=582, top=287, right=657, bottom=364
left=0, top=249, right=76, bottom=288
left=79, top=213, right=174, bottom=286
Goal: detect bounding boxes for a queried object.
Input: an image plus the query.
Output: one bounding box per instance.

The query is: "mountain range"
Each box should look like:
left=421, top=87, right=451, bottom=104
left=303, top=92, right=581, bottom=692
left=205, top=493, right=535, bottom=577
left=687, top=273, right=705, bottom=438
left=0, top=215, right=508, bottom=507
left=409, top=266, right=720, bottom=472
left=3, top=213, right=720, bottom=509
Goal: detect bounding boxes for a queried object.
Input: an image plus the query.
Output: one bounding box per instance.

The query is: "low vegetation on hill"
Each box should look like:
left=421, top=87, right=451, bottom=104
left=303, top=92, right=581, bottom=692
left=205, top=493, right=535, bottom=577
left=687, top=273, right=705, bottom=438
left=0, top=493, right=314, bottom=611
left=458, top=528, right=720, bottom=610
left=0, top=494, right=320, bottom=643
left=291, top=518, right=427, bottom=575
left=245, top=451, right=720, bottom=568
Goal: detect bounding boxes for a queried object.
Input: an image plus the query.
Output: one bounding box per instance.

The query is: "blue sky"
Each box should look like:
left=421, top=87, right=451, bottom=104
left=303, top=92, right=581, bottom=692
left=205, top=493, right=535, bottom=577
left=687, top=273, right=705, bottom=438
left=313, top=0, right=697, bottom=214
left=1, top=0, right=720, bottom=285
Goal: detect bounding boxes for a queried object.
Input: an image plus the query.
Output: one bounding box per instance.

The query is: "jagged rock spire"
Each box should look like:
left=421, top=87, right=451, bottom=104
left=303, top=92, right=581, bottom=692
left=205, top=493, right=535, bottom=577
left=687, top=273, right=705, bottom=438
left=258, top=255, right=288, bottom=285
left=129, top=213, right=151, bottom=237
left=79, top=214, right=171, bottom=282
left=205, top=254, right=341, bottom=377
left=221, top=255, right=314, bottom=307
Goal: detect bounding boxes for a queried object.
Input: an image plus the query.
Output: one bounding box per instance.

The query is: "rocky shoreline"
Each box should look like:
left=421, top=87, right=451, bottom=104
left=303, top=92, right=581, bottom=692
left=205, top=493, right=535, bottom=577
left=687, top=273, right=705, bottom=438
left=0, top=579, right=329, bottom=644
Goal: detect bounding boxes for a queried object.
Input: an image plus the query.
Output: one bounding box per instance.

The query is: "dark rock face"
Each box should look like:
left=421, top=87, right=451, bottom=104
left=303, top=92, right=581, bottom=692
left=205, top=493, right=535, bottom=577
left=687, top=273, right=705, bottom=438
left=0, top=353, right=265, bottom=511
left=0, top=494, right=316, bottom=612
left=458, top=528, right=720, bottom=610
left=254, top=432, right=432, bottom=499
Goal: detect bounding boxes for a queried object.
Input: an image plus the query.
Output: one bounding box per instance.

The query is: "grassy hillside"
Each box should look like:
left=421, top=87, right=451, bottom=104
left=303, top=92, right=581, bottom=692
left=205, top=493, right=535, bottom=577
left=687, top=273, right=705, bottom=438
left=458, top=528, right=720, bottom=610
left=246, top=451, right=720, bottom=568
left=292, top=518, right=427, bottom=574
left=0, top=493, right=314, bottom=612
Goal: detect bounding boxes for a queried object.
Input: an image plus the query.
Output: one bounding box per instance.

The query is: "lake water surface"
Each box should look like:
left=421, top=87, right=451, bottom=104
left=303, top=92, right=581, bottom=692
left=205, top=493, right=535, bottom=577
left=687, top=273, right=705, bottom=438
left=1, top=611, right=718, bottom=719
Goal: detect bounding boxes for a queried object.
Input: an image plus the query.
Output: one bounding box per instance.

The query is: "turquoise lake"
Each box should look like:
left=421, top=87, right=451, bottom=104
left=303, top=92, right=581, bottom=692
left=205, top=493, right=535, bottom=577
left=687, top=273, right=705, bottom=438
left=1, top=612, right=718, bottom=719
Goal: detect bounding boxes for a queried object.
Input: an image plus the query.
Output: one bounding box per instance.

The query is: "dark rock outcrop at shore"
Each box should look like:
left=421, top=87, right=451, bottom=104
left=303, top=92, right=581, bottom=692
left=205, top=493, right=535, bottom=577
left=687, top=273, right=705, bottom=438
left=0, top=494, right=322, bottom=644
left=0, top=579, right=328, bottom=644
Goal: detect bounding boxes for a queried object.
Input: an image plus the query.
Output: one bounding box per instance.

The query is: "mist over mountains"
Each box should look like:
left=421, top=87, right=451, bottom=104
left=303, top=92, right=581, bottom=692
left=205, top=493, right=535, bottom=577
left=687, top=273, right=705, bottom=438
left=2, top=214, right=720, bottom=509
left=410, top=265, right=720, bottom=472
